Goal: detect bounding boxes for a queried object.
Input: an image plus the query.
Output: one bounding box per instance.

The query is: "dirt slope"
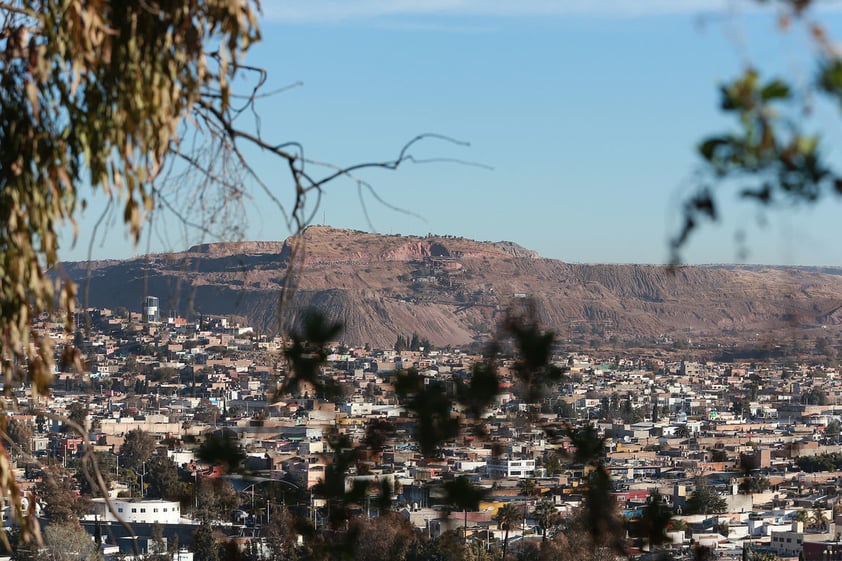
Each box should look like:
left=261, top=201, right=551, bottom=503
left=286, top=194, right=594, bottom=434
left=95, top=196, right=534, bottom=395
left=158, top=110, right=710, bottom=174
left=59, top=226, right=842, bottom=347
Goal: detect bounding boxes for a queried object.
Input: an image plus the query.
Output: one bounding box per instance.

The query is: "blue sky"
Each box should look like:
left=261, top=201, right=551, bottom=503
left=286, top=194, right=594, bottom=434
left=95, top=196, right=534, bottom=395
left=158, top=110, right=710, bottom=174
left=60, top=1, right=842, bottom=265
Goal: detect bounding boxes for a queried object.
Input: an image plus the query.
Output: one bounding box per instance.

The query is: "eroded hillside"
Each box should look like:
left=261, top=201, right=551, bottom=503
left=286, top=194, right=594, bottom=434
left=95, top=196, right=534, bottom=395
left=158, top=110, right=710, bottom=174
left=59, top=226, right=842, bottom=348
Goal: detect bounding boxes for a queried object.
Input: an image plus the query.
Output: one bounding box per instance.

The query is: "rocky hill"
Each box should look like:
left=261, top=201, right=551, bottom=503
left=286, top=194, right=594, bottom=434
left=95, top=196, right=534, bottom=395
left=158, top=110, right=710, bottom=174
left=58, top=226, right=842, bottom=348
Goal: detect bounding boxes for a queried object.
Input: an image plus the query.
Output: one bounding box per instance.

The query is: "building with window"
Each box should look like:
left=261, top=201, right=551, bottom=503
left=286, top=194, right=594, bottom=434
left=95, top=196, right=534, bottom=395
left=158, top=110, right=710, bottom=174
left=90, top=498, right=181, bottom=524
left=142, top=296, right=160, bottom=323
left=771, top=520, right=836, bottom=559
left=485, top=457, right=535, bottom=479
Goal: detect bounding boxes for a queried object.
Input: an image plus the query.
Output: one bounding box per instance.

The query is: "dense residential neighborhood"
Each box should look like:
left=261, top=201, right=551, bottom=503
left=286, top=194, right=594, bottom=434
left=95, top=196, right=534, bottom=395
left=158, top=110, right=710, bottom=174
left=8, top=302, right=842, bottom=560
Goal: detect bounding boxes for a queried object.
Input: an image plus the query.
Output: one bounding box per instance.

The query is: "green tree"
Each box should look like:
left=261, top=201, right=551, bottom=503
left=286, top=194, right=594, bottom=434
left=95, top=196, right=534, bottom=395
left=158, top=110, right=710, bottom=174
left=709, top=448, right=728, bottom=463
left=195, top=478, right=241, bottom=523
left=352, top=513, right=422, bottom=561
left=496, top=503, right=522, bottom=561
left=794, top=509, right=811, bottom=525
left=739, top=474, right=770, bottom=495
left=194, top=399, right=222, bottom=424
left=35, top=465, right=90, bottom=523
left=75, top=452, right=113, bottom=498
left=443, top=476, right=488, bottom=544
left=533, top=500, right=561, bottom=542
left=40, top=521, right=101, bottom=561
left=543, top=453, right=564, bottom=476
left=517, top=478, right=540, bottom=543
left=802, top=388, right=828, bottom=406
left=192, top=521, right=220, bottom=561
left=63, top=403, right=89, bottom=435
left=118, top=429, right=156, bottom=472
left=685, top=479, right=727, bottom=515
left=149, top=367, right=177, bottom=384
left=517, top=478, right=539, bottom=500
left=812, top=507, right=829, bottom=531
left=424, top=531, right=470, bottom=561
left=264, top=506, right=299, bottom=561
left=145, top=456, right=186, bottom=502
left=737, top=397, right=753, bottom=419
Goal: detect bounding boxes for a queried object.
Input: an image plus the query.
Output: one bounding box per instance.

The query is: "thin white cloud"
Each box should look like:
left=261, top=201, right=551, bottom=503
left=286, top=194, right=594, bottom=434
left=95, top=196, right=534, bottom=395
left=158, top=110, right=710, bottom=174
left=262, top=0, right=735, bottom=24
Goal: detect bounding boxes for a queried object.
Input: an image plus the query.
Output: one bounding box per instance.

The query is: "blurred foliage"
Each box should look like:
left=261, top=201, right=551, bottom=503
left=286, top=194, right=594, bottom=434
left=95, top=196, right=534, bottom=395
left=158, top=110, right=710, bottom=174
left=455, top=362, right=500, bottom=422
left=362, top=418, right=396, bottom=460
left=502, top=303, right=566, bottom=404
left=677, top=0, right=842, bottom=261
left=394, top=369, right=461, bottom=458
left=639, top=492, right=673, bottom=548
left=197, top=430, right=247, bottom=474
left=282, top=311, right=344, bottom=399
left=262, top=304, right=635, bottom=558
left=5, top=418, right=33, bottom=456
left=312, top=432, right=375, bottom=528
left=0, top=0, right=259, bottom=542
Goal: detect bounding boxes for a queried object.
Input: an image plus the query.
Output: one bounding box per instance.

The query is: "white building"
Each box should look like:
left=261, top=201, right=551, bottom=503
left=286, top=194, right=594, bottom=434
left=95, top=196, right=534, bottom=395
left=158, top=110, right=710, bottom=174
left=770, top=520, right=836, bottom=558
left=89, top=498, right=181, bottom=524
left=142, top=296, right=160, bottom=324
left=485, top=457, right=535, bottom=479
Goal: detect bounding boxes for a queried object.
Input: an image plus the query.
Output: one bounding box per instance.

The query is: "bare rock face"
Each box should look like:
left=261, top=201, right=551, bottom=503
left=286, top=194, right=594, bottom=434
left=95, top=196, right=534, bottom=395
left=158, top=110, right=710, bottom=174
left=186, top=241, right=285, bottom=257
left=492, top=241, right=540, bottom=259
left=60, top=227, right=842, bottom=348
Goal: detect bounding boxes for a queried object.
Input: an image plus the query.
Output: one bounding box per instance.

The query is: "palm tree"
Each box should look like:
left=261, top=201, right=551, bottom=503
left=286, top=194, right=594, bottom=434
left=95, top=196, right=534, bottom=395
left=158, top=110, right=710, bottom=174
left=517, top=478, right=539, bottom=499
left=496, top=503, right=522, bottom=561
left=517, top=478, right=540, bottom=535
left=793, top=509, right=811, bottom=526
left=444, top=476, right=487, bottom=543
left=676, top=424, right=692, bottom=439
left=812, top=507, right=829, bottom=531
left=534, top=500, right=560, bottom=542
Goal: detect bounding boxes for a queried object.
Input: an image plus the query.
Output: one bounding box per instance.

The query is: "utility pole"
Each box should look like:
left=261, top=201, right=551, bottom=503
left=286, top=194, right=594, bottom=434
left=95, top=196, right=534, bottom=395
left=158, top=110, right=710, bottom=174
left=139, top=461, right=148, bottom=498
